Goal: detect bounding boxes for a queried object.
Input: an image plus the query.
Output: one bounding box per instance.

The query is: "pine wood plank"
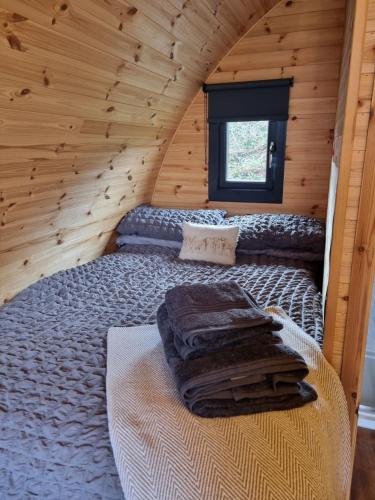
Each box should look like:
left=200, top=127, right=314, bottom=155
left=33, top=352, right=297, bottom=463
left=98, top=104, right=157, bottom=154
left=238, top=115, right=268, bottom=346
left=0, top=0, right=278, bottom=303
left=153, top=0, right=344, bottom=221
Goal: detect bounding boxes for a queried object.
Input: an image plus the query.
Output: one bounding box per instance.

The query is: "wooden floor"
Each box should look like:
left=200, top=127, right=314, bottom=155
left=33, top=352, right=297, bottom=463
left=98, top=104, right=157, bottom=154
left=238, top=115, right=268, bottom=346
left=351, top=427, right=375, bottom=499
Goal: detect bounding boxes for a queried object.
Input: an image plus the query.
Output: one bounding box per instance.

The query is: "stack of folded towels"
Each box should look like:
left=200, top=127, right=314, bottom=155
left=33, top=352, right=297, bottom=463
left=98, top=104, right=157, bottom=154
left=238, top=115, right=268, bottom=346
left=157, top=281, right=317, bottom=418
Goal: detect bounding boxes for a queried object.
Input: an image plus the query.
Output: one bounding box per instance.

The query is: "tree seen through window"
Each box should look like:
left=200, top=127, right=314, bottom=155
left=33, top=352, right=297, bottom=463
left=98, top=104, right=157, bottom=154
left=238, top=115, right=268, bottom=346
left=226, top=121, right=269, bottom=183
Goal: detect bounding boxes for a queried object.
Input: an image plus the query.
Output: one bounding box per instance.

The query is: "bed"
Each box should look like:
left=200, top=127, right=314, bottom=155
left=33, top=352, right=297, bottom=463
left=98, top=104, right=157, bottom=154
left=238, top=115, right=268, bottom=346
left=0, top=208, right=325, bottom=499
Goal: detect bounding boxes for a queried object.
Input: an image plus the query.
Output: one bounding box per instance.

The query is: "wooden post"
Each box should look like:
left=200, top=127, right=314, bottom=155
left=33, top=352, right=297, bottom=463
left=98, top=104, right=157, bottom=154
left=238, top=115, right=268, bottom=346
left=323, top=0, right=369, bottom=371
left=341, top=81, right=375, bottom=437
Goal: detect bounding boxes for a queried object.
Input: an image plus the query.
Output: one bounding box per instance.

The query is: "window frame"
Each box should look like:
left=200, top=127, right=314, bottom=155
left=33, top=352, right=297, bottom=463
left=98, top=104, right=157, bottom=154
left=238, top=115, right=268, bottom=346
left=204, top=79, right=292, bottom=204
left=220, top=121, right=272, bottom=188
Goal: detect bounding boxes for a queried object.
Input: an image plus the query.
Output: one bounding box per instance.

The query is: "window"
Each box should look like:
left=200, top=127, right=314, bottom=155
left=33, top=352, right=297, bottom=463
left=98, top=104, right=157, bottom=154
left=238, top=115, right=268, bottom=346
left=203, top=79, right=292, bottom=203
left=226, top=121, right=269, bottom=183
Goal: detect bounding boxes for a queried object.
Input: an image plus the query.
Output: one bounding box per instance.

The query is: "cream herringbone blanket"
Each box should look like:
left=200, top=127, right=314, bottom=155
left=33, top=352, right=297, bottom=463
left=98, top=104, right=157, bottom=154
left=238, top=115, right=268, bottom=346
left=107, top=307, right=350, bottom=500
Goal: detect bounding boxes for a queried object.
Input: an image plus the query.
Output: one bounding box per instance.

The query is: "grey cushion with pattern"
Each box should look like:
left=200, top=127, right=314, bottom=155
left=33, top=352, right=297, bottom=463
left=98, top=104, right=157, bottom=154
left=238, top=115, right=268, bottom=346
left=225, top=213, right=326, bottom=261
left=117, top=205, right=227, bottom=241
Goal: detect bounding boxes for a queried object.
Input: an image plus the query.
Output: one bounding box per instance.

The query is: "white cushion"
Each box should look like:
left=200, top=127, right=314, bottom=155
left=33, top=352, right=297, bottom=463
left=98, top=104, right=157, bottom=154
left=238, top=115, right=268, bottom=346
left=179, top=222, right=239, bottom=265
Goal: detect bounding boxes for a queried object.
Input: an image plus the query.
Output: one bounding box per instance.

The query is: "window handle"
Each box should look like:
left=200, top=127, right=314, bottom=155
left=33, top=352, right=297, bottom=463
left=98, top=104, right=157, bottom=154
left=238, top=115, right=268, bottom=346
left=269, top=141, right=276, bottom=169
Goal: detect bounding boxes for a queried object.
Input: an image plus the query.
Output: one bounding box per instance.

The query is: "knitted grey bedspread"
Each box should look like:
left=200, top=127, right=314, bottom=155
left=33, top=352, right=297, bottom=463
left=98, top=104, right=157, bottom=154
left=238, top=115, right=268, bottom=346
left=0, top=244, right=323, bottom=499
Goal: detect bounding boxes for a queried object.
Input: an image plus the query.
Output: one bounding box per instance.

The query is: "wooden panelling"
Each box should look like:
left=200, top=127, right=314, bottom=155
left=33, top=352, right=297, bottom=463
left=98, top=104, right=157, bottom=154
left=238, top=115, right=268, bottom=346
left=152, top=0, right=346, bottom=219
left=342, top=73, right=375, bottom=435
left=0, top=0, right=279, bottom=303
left=324, top=0, right=373, bottom=375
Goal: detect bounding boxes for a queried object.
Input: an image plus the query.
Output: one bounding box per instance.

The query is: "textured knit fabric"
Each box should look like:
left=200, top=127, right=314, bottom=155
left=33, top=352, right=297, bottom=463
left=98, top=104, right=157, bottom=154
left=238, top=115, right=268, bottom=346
left=117, top=204, right=227, bottom=240
left=107, top=307, right=350, bottom=500
left=0, top=244, right=323, bottom=498
left=225, top=213, right=325, bottom=260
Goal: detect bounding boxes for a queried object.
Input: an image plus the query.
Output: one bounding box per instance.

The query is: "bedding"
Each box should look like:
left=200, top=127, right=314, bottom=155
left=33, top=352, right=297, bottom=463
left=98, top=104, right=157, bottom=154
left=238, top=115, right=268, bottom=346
left=0, top=243, right=323, bottom=499
left=164, top=281, right=282, bottom=351
left=157, top=303, right=317, bottom=417
left=179, top=222, right=240, bottom=265
left=107, top=309, right=350, bottom=500
left=116, top=234, right=182, bottom=249
left=116, top=204, right=227, bottom=241
left=225, top=213, right=326, bottom=261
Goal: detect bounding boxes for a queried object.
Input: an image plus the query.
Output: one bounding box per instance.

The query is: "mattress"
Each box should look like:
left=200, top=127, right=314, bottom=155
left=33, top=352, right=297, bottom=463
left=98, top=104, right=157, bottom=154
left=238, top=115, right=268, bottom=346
left=0, top=244, right=323, bottom=499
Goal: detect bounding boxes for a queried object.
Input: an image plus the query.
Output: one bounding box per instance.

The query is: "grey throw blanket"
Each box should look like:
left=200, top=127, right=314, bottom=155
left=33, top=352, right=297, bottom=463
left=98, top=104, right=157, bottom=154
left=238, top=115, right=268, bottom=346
left=157, top=304, right=317, bottom=418
left=165, top=281, right=283, bottom=358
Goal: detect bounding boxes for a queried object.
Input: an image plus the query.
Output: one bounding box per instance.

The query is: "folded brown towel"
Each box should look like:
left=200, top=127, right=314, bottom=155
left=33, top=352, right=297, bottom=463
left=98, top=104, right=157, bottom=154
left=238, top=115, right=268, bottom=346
left=191, top=383, right=316, bottom=417
left=165, top=281, right=283, bottom=354
left=157, top=303, right=317, bottom=417
left=174, top=327, right=283, bottom=360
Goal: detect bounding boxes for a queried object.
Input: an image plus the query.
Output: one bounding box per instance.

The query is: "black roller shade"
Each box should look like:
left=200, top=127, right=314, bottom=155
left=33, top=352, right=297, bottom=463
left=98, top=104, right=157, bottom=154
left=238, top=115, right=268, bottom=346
left=203, top=78, right=293, bottom=122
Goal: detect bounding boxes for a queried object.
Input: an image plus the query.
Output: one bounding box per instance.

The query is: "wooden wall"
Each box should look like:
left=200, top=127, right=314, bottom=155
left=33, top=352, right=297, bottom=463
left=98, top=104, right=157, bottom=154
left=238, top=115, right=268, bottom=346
left=152, top=0, right=346, bottom=219
left=322, top=0, right=356, bottom=314
left=0, top=0, right=278, bottom=304
left=324, top=0, right=375, bottom=374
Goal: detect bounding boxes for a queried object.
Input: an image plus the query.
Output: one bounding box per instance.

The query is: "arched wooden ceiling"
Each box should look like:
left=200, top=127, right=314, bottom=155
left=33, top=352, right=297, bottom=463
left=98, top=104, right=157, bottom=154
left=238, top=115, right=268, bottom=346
left=0, top=0, right=279, bottom=302
left=153, top=0, right=346, bottom=219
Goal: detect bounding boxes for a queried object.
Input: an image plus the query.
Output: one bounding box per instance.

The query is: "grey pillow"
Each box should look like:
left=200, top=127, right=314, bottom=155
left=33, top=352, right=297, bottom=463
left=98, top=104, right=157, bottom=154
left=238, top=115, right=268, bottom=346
left=117, top=205, right=227, bottom=242
left=225, top=213, right=326, bottom=261
left=116, top=235, right=182, bottom=249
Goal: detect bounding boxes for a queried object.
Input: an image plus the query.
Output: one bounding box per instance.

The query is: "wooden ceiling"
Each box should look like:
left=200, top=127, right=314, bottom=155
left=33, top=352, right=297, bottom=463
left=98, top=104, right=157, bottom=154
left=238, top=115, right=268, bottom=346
left=0, top=0, right=278, bottom=302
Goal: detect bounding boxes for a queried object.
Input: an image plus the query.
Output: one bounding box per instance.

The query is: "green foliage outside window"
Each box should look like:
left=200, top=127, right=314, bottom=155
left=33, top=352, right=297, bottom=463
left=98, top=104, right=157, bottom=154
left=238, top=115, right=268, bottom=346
left=226, top=121, right=268, bottom=182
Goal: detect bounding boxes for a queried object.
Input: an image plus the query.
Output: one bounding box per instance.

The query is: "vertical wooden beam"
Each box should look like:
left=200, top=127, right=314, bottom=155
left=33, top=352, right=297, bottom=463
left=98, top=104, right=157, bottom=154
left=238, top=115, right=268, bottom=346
left=341, top=81, right=375, bottom=435
left=323, top=0, right=369, bottom=370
